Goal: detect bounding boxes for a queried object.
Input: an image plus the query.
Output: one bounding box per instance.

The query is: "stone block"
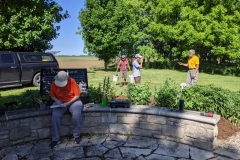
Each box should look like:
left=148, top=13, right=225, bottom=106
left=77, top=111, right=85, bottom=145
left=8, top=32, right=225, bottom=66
left=214, top=149, right=240, bottom=160
left=81, top=127, right=109, bottom=134
left=0, top=123, right=5, bottom=130
left=167, top=118, right=180, bottom=122
left=140, top=122, right=161, bottom=131
left=90, top=113, right=101, bottom=116
left=10, top=127, right=31, bottom=141
left=179, top=119, right=194, bottom=125
left=0, top=131, right=9, bottom=136
left=20, top=123, right=29, bottom=127
left=20, top=118, right=32, bottom=123
left=2, top=154, right=18, bottom=160
left=152, top=133, right=165, bottom=140
left=147, top=115, right=166, bottom=124
left=190, top=147, right=214, bottom=160
left=60, top=126, right=71, bottom=136
left=61, top=115, right=73, bottom=126
left=118, top=117, right=139, bottom=124
left=193, top=140, right=213, bottom=150
left=82, top=117, right=101, bottom=127
left=33, top=117, right=43, bottom=121
left=155, top=140, right=189, bottom=158
left=124, top=136, right=157, bottom=148
left=139, top=117, right=147, bottom=122
left=38, top=128, right=50, bottom=139
left=86, top=144, right=108, bottom=157
left=0, top=140, right=10, bottom=149
left=30, top=121, right=43, bottom=129
left=200, top=123, right=215, bottom=130
left=120, top=147, right=152, bottom=159
left=179, top=138, right=193, bottom=146
left=101, top=113, right=117, bottom=123
left=162, top=125, right=185, bottom=139
left=31, top=130, right=38, bottom=137
left=185, top=126, right=214, bottom=141
left=117, top=113, right=127, bottom=117
left=131, top=128, right=153, bottom=137
left=104, top=148, right=123, bottom=159
left=5, top=121, right=19, bottom=129
left=109, top=124, right=131, bottom=134
left=41, top=116, right=52, bottom=127
left=0, top=135, right=9, bottom=140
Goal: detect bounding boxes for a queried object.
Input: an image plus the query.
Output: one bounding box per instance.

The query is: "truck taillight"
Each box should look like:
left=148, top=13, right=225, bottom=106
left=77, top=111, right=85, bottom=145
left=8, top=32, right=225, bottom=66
left=57, top=65, right=59, bottom=69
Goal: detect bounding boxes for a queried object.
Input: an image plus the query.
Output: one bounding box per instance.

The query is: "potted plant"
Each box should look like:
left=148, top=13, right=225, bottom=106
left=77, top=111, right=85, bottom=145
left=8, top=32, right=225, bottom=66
left=36, top=97, right=48, bottom=110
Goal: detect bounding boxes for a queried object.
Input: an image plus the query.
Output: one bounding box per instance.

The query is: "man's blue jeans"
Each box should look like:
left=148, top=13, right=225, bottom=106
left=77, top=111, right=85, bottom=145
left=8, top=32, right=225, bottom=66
left=51, top=100, right=83, bottom=141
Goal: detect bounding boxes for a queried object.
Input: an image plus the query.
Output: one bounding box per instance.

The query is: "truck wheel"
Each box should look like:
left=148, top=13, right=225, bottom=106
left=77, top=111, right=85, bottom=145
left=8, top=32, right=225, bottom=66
left=33, top=73, right=41, bottom=87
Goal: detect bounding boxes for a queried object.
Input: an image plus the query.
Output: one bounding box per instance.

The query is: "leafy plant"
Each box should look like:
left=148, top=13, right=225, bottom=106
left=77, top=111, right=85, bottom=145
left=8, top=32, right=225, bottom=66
left=182, top=85, right=240, bottom=126
left=18, top=90, right=42, bottom=109
left=88, top=84, right=102, bottom=103
left=127, top=82, right=152, bottom=105
left=88, top=76, right=116, bottom=103
left=102, top=76, right=116, bottom=100
left=154, top=78, right=179, bottom=108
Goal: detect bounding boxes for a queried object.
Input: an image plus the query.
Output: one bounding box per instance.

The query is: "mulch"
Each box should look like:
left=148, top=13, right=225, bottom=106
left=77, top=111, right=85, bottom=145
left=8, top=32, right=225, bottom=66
left=217, top=117, right=240, bottom=140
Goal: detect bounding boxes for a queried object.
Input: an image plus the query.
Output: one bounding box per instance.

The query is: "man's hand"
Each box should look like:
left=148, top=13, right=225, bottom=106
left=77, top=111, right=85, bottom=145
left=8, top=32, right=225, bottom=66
left=55, top=99, right=62, bottom=105
left=178, top=62, right=182, bottom=65
left=62, top=102, right=70, bottom=108
left=191, top=73, right=196, bottom=79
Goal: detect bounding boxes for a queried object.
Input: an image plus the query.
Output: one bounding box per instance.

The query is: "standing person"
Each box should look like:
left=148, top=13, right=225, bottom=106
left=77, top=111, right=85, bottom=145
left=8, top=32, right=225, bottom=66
left=178, top=49, right=200, bottom=86
left=116, top=55, right=131, bottom=87
left=132, top=54, right=143, bottom=84
left=49, top=71, right=83, bottom=148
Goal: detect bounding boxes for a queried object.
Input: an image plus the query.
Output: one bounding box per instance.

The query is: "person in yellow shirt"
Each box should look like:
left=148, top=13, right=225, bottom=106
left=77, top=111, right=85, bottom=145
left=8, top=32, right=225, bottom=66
left=178, top=49, right=199, bottom=86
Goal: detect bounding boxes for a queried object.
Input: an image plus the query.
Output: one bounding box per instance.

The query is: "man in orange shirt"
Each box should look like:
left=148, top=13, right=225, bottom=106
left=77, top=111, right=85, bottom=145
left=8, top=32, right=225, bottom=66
left=178, top=49, right=200, bottom=86
left=49, top=71, right=83, bottom=148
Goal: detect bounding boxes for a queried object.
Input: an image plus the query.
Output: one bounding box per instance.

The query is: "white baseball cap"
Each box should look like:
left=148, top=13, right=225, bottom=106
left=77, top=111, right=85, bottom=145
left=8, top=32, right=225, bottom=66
left=135, top=54, right=142, bottom=58
left=54, top=71, right=69, bottom=87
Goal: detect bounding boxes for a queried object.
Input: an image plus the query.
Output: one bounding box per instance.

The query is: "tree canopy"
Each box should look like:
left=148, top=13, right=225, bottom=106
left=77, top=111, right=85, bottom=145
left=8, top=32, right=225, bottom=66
left=78, top=0, right=240, bottom=65
left=0, top=0, right=69, bottom=52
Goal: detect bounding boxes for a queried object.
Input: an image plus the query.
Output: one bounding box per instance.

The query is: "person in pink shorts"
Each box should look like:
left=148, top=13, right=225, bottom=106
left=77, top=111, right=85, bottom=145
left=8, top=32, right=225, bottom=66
left=116, top=55, right=131, bottom=87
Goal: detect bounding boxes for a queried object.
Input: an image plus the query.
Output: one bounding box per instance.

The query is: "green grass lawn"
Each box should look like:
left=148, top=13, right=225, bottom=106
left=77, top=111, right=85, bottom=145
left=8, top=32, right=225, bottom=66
left=87, top=69, right=240, bottom=92
left=1, top=69, right=240, bottom=105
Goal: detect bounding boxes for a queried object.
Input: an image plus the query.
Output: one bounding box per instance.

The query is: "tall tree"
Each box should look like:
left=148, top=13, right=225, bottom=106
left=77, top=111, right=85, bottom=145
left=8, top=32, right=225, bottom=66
left=78, top=0, right=140, bottom=70
left=0, top=0, right=69, bottom=52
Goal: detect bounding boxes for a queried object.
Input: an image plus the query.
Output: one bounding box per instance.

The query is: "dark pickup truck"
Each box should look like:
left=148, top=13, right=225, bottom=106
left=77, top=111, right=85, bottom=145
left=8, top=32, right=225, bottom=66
left=0, top=51, right=59, bottom=89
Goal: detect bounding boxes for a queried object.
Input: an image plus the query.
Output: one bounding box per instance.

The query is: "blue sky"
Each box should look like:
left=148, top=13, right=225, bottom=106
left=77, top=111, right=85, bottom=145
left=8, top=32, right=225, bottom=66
left=48, top=0, right=85, bottom=55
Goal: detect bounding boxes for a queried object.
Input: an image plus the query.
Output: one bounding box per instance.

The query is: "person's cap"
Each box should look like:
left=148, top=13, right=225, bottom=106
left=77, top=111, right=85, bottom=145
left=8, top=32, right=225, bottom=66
left=54, top=71, right=69, bottom=87
left=135, top=54, right=142, bottom=58
left=121, top=55, right=126, bottom=58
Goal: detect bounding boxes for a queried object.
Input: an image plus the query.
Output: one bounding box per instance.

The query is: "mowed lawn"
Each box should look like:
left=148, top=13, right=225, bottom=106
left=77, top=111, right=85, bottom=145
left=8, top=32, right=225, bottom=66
left=1, top=56, right=240, bottom=104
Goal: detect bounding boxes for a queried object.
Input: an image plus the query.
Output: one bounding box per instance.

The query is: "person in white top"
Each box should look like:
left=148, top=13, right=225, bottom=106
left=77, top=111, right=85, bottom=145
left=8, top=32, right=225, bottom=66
left=132, top=54, right=143, bottom=83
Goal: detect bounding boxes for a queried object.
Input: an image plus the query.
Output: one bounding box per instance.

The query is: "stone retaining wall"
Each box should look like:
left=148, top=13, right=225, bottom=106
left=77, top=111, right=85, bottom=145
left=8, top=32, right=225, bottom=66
left=0, top=105, right=220, bottom=150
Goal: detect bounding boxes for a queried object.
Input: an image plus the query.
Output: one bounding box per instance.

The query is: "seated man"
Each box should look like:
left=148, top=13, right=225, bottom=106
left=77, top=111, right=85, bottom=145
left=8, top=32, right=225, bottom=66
left=49, top=71, right=83, bottom=148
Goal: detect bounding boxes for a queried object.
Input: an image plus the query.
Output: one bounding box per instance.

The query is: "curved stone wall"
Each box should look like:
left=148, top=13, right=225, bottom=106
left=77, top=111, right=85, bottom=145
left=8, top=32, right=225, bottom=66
left=0, top=105, right=220, bottom=150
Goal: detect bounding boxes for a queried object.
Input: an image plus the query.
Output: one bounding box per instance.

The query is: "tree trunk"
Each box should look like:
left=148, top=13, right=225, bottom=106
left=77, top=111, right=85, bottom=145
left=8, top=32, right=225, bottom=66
left=104, top=61, right=108, bottom=71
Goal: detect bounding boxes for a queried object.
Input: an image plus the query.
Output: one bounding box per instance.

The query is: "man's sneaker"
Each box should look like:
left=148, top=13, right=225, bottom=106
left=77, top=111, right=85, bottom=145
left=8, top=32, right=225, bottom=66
left=49, top=141, right=60, bottom=149
left=75, top=137, right=81, bottom=144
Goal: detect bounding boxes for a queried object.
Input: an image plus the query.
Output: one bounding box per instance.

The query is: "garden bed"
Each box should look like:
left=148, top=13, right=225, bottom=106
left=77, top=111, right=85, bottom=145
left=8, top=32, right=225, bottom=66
left=217, top=117, right=240, bottom=140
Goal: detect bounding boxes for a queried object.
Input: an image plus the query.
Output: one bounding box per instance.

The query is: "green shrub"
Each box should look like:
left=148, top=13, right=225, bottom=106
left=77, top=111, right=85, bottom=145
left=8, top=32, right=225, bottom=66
left=154, top=78, right=179, bottom=108
left=182, top=85, right=240, bottom=126
left=17, top=90, right=42, bottom=109
left=127, top=83, right=152, bottom=105
left=88, top=84, right=102, bottom=103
